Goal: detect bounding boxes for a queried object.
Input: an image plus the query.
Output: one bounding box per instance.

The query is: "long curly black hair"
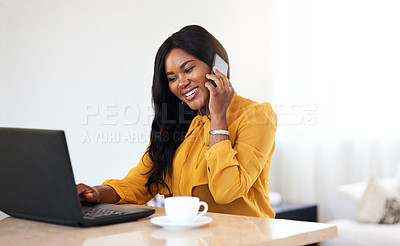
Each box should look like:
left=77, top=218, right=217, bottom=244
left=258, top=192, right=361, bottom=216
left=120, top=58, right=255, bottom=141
left=145, top=25, right=230, bottom=195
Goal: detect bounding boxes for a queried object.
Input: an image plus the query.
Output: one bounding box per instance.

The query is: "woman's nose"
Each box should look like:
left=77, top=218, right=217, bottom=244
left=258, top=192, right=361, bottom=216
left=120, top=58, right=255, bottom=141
left=178, top=75, right=190, bottom=88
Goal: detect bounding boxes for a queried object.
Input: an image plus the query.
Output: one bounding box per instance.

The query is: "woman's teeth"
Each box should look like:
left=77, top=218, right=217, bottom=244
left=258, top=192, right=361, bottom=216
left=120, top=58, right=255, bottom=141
left=185, top=88, right=197, bottom=97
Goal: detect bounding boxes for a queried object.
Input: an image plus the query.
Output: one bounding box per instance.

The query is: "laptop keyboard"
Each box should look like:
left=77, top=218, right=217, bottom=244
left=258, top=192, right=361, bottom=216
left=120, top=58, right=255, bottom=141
left=82, top=206, right=128, bottom=218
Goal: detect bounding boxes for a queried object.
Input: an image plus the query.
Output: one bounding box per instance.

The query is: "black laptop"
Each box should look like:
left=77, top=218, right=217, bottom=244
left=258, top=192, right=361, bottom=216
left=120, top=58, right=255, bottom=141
left=0, top=127, right=155, bottom=227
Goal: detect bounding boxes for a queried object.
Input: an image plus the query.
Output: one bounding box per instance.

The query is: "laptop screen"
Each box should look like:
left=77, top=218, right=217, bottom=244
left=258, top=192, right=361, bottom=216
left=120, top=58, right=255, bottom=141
left=0, top=128, right=83, bottom=222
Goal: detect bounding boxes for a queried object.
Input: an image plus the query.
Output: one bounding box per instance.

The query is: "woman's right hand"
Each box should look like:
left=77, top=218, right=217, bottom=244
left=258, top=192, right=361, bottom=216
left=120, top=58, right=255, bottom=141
left=76, top=183, right=101, bottom=203
left=76, top=183, right=121, bottom=204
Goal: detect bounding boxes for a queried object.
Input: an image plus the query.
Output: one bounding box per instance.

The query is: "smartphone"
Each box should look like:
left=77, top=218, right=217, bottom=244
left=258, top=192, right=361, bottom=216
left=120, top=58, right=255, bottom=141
left=209, top=53, right=229, bottom=87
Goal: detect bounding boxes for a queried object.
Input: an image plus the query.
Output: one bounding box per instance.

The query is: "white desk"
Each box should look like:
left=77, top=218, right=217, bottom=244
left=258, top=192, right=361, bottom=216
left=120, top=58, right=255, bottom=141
left=0, top=206, right=337, bottom=246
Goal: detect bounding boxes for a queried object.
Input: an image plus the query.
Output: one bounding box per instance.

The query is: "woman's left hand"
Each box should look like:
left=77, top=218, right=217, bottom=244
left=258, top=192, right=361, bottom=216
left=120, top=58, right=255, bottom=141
left=205, top=66, right=235, bottom=118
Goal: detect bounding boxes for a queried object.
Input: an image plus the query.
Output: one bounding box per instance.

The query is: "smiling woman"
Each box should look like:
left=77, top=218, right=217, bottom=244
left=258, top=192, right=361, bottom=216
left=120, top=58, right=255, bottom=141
left=77, top=25, right=278, bottom=218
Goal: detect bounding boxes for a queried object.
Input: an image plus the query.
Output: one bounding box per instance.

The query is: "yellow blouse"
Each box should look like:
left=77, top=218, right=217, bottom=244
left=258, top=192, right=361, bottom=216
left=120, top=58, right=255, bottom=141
left=103, top=93, right=277, bottom=218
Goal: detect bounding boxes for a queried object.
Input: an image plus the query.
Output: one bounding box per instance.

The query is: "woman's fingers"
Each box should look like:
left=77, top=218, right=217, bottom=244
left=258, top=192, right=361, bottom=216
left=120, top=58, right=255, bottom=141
left=204, top=66, right=235, bottom=117
left=206, top=66, right=231, bottom=91
left=206, top=74, right=223, bottom=89
left=205, top=80, right=217, bottom=95
left=76, top=183, right=99, bottom=203
left=212, top=66, right=227, bottom=88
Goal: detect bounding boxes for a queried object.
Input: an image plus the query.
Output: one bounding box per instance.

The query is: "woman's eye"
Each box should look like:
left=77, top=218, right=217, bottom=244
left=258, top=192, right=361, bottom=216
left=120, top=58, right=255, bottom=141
left=168, top=76, right=177, bottom=82
left=185, top=66, right=194, bottom=73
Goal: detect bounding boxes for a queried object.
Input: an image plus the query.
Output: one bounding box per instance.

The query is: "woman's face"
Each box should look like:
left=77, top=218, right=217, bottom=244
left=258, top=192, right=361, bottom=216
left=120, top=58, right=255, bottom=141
left=165, top=48, right=211, bottom=111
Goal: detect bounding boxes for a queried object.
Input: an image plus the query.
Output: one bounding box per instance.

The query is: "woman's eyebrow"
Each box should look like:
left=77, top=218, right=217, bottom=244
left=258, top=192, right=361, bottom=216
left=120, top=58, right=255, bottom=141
left=166, top=59, right=195, bottom=75
left=179, top=60, right=194, bottom=69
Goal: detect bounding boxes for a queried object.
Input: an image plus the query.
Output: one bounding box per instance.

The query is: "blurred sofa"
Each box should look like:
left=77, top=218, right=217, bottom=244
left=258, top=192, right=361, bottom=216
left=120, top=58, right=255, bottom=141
left=321, top=178, right=400, bottom=246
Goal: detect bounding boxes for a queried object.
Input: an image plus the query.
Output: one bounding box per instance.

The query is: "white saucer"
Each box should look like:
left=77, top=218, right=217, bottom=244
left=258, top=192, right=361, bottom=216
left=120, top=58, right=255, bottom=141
left=150, top=216, right=212, bottom=230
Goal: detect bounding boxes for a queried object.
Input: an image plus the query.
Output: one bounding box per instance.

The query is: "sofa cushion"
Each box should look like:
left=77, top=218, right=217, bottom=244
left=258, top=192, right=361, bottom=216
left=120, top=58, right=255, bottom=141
left=326, top=181, right=367, bottom=220
left=321, top=219, right=400, bottom=246
left=325, top=178, right=398, bottom=221
left=356, top=177, right=400, bottom=224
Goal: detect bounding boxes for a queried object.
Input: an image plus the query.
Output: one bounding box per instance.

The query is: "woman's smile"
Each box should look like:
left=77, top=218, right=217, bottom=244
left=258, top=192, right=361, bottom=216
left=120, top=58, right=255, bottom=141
left=183, top=87, right=198, bottom=100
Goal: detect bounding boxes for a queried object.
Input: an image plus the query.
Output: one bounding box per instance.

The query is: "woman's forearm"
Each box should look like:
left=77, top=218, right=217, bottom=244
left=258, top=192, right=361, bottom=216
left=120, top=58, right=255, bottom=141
left=209, top=114, right=229, bottom=148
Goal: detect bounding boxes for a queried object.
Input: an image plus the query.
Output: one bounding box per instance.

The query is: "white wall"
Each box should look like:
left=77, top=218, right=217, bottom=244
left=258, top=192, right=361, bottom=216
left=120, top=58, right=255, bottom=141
left=0, top=4, right=5, bottom=123
left=1, top=0, right=276, bottom=185
left=271, top=0, right=400, bottom=221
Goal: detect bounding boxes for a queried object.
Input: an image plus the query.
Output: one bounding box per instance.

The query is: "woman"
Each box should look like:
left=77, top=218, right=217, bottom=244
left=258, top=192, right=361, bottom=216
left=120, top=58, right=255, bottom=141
left=77, top=25, right=277, bottom=218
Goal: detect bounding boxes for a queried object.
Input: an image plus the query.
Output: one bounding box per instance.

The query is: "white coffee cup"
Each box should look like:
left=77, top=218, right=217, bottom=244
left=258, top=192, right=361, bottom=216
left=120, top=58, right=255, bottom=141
left=164, top=196, right=208, bottom=224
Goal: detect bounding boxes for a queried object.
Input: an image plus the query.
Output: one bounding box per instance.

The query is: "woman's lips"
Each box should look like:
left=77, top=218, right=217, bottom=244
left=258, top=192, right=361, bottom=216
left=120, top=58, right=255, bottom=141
left=184, top=87, right=198, bottom=101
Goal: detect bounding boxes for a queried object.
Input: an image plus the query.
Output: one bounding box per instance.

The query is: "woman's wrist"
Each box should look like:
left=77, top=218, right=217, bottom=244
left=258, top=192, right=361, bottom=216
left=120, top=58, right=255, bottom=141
left=209, top=114, right=229, bottom=148
left=209, top=133, right=229, bottom=148
left=95, top=185, right=121, bottom=204
left=210, top=113, right=228, bottom=130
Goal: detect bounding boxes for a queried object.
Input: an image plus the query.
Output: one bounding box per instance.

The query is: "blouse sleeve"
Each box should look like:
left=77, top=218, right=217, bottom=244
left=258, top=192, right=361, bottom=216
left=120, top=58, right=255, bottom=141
left=204, top=103, right=277, bottom=204
left=102, top=148, right=156, bottom=205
